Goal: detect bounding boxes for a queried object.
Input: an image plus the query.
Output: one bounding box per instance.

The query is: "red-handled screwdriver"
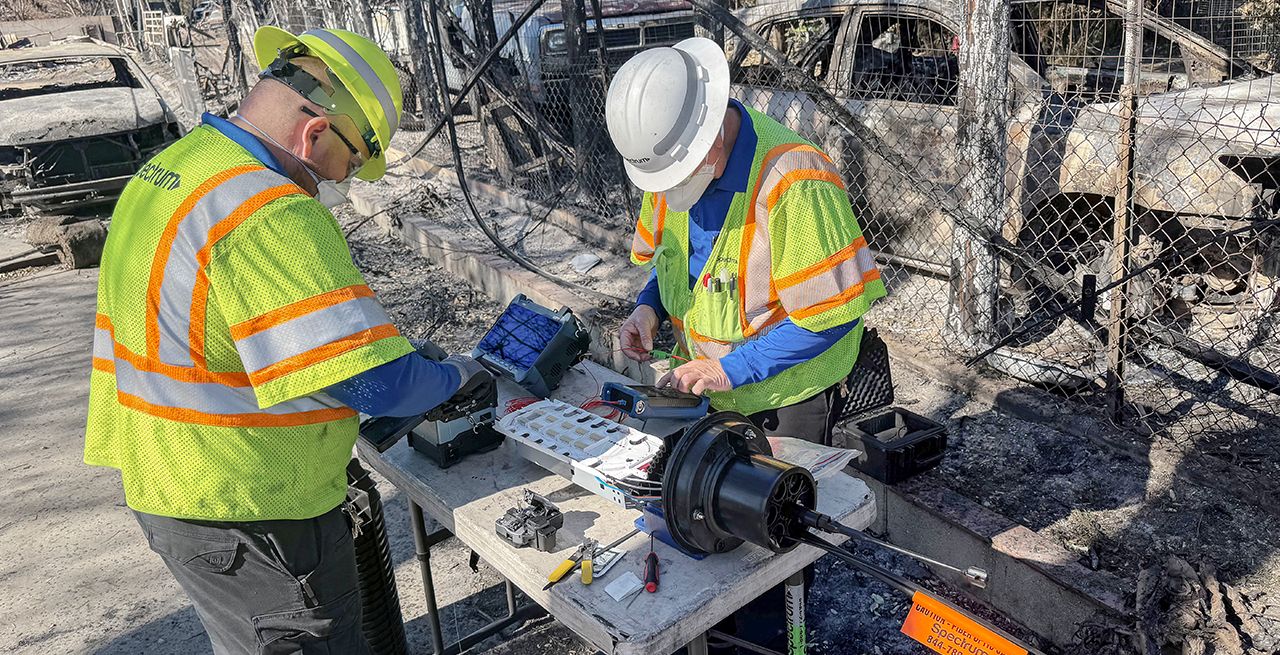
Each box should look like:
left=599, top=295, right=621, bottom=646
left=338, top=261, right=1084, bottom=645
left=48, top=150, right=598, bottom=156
left=643, top=535, right=660, bottom=593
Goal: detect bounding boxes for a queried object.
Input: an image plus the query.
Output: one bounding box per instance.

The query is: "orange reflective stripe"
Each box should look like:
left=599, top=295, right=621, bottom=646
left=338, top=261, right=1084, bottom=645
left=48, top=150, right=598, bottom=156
left=116, top=390, right=355, bottom=428
left=99, top=313, right=252, bottom=387
left=774, top=236, right=868, bottom=291
left=633, top=251, right=654, bottom=264
left=146, top=165, right=264, bottom=360
left=789, top=269, right=883, bottom=321
left=188, top=183, right=303, bottom=367
left=636, top=219, right=654, bottom=249
left=229, top=284, right=377, bottom=341
left=249, top=323, right=400, bottom=386
left=654, top=195, right=667, bottom=246
left=92, top=357, right=115, bottom=374
left=765, top=169, right=846, bottom=211
left=739, top=143, right=823, bottom=336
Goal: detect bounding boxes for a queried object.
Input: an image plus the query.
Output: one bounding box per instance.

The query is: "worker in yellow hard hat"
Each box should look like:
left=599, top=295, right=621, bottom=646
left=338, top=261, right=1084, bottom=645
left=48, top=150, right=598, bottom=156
left=85, top=27, right=490, bottom=654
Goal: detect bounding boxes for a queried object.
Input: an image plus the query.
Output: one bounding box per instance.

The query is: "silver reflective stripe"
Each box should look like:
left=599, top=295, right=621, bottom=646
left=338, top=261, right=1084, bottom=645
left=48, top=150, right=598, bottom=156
left=113, top=356, right=337, bottom=415
left=155, top=168, right=290, bottom=366
left=233, top=295, right=391, bottom=374
left=93, top=326, right=114, bottom=361
left=305, top=29, right=399, bottom=135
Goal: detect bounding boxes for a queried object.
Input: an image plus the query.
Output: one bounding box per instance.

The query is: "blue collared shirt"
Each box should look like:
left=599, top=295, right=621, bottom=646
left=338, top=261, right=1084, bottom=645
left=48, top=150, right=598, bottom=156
left=201, top=113, right=287, bottom=177
left=635, top=100, right=856, bottom=390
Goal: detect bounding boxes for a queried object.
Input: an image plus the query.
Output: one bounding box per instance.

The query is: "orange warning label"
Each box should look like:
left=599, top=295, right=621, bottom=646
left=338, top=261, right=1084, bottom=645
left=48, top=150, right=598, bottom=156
left=900, top=592, right=1027, bottom=655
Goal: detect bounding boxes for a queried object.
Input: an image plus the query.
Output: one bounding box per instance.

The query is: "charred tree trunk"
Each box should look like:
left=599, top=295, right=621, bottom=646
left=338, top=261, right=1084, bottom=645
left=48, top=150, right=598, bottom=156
left=220, top=0, right=248, bottom=95
left=401, top=0, right=441, bottom=123
left=947, top=0, right=1009, bottom=350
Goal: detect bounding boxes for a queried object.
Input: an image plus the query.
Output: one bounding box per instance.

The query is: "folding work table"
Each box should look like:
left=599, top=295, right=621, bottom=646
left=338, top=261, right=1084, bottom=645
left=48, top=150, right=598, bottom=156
left=356, top=360, right=876, bottom=655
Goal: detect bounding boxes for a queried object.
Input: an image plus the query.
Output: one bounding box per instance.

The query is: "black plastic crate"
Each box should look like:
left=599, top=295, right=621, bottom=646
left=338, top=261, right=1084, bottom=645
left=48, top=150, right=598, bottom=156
left=842, top=407, right=948, bottom=484
left=838, top=328, right=948, bottom=484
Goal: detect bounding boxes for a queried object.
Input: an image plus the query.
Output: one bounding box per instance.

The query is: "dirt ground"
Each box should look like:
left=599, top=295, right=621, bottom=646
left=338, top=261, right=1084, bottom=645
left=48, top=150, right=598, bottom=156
left=3, top=181, right=1273, bottom=653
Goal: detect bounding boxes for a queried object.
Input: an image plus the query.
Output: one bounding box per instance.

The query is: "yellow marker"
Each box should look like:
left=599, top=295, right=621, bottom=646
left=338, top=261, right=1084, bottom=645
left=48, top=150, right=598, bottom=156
left=581, top=552, right=594, bottom=585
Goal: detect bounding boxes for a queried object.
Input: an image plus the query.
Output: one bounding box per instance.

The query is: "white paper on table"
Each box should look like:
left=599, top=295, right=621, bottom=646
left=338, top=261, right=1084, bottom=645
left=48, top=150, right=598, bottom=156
left=605, top=571, right=644, bottom=602
left=767, top=436, right=861, bottom=480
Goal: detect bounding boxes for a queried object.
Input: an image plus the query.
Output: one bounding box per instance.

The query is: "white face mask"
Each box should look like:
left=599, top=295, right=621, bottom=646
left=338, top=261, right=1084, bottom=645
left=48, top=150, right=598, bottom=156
left=314, top=179, right=351, bottom=208
left=237, top=115, right=352, bottom=208
left=663, top=162, right=716, bottom=212
left=661, top=124, right=724, bottom=213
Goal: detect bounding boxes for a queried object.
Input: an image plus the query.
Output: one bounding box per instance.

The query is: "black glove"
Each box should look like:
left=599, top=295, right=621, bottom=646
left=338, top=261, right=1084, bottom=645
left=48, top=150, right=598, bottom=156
left=409, top=337, right=448, bottom=362
left=428, top=355, right=496, bottom=421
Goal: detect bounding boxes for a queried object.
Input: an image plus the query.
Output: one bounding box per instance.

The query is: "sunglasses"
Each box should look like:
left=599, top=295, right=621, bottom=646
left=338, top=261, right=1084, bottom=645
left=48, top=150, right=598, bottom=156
left=300, top=105, right=366, bottom=178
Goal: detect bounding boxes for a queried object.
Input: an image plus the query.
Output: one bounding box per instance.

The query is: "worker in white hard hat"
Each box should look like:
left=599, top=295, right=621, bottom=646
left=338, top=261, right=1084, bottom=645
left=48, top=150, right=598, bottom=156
left=607, top=37, right=887, bottom=651
left=610, top=37, right=885, bottom=446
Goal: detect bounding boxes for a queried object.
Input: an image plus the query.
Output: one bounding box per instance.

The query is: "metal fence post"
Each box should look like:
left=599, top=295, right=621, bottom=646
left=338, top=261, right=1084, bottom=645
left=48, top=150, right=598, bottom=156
left=948, top=0, right=1010, bottom=350
left=1105, top=0, right=1144, bottom=421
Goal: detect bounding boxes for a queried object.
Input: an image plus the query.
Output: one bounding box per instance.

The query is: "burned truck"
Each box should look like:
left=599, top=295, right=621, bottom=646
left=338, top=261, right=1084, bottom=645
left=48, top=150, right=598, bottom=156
left=445, top=0, right=698, bottom=107
left=0, top=40, right=181, bottom=214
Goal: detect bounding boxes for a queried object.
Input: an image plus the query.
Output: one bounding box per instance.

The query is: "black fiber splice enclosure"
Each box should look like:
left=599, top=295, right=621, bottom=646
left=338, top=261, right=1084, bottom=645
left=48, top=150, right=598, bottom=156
left=838, top=328, right=948, bottom=484
left=661, top=412, right=816, bottom=555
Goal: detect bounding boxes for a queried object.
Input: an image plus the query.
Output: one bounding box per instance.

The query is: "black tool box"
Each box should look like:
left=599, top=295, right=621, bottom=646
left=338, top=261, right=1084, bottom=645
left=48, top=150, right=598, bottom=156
left=837, top=328, right=947, bottom=484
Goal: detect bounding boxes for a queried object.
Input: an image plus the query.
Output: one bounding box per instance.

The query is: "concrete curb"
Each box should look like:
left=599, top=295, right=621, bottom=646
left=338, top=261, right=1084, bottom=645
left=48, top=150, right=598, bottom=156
left=350, top=171, right=1133, bottom=646
left=385, top=147, right=630, bottom=256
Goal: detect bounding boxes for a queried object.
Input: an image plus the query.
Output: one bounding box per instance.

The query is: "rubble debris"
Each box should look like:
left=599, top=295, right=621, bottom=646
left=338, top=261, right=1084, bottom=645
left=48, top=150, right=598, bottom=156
left=25, top=215, right=105, bottom=269
left=1134, top=556, right=1280, bottom=655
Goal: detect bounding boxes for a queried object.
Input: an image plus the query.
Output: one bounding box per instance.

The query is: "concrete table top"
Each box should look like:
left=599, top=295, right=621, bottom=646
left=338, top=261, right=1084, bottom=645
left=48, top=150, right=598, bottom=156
left=356, top=360, right=875, bottom=655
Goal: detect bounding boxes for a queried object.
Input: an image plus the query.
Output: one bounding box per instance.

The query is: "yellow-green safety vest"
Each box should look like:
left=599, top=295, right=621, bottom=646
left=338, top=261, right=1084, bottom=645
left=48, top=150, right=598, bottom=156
left=630, top=107, right=887, bottom=415
left=84, top=125, right=413, bottom=521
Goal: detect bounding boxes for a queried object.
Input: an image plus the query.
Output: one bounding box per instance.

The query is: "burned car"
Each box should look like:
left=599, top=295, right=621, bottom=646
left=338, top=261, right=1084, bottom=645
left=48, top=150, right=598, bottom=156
left=0, top=40, right=181, bottom=214
left=731, top=0, right=1277, bottom=347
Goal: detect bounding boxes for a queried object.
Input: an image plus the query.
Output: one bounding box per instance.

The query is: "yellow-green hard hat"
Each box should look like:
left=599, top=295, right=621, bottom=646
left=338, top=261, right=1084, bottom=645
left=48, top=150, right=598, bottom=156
left=253, top=26, right=402, bottom=181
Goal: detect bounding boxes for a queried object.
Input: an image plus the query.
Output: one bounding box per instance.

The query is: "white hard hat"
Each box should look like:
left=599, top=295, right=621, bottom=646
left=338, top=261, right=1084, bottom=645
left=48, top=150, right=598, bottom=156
left=605, top=37, right=730, bottom=192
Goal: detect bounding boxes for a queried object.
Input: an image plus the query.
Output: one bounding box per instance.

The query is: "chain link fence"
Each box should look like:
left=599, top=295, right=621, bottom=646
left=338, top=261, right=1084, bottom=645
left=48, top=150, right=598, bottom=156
left=164, top=0, right=1279, bottom=490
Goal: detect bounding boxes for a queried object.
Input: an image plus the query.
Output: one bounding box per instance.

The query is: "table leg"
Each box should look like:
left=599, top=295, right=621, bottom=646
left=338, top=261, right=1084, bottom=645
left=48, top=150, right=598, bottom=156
left=784, top=571, right=806, bottom=655
left=505, top=579, right=517, bottom=616
left=687, top=633, right=710, bottom=655
left=410, top=501, right=446, bottom=655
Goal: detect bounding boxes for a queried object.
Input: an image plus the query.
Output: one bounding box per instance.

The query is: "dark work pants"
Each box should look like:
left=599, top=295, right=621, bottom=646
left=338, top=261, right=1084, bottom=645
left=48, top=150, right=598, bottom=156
left=706, top=376, right=853, bottom=652
left=133, top=505, right=370, bottom=655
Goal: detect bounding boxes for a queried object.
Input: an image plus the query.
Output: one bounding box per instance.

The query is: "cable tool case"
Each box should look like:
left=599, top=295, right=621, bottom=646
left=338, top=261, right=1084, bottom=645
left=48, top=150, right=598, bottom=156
left=836, top=328, right=947, bottom=484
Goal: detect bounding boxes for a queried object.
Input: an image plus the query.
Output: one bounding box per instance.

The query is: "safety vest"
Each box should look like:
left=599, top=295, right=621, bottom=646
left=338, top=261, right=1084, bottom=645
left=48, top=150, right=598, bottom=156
left=84, top=125, right=413, bottom=521
left=630, top=107, right=886, bottom=415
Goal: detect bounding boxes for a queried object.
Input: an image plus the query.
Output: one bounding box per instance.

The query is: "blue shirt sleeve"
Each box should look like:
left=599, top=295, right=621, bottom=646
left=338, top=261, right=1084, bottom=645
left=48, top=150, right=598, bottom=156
left=326, top=353, right=462, bottom=417
left=719, top=318, right=858, bottom=388
left=635, top=269, right=669, bottom=321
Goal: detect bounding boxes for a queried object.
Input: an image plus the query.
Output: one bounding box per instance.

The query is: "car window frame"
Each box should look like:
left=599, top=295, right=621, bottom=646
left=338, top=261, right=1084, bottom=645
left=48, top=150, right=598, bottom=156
left=732, top=8, right=854, bottom=92
left=842, top=5, right=964, bottom=108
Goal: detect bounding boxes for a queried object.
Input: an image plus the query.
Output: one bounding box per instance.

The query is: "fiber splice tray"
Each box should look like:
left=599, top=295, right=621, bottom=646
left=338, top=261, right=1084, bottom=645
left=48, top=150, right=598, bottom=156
left=495, top=399, right=664, bottom=507
left=837, top=328, right=947, bottom=484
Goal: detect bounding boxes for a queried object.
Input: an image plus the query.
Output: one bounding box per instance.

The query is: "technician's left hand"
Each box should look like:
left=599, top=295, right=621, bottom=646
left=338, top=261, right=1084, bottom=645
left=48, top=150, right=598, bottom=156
left=658, top=359, right=732, bottom=396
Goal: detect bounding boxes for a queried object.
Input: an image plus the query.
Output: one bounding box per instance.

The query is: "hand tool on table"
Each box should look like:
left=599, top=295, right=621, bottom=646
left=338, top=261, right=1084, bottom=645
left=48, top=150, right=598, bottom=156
left=543, top=527, right=642, bottom=591
left=643, top=534, right=660, bottom=593
left=544, top=538, right=597, bottom=590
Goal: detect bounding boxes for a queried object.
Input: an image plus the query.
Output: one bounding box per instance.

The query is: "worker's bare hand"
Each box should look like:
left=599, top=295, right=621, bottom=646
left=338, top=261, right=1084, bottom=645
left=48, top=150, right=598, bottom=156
left=619, top=305, right=660, bottom=362
left=658, top=359, right=732, bottom=396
